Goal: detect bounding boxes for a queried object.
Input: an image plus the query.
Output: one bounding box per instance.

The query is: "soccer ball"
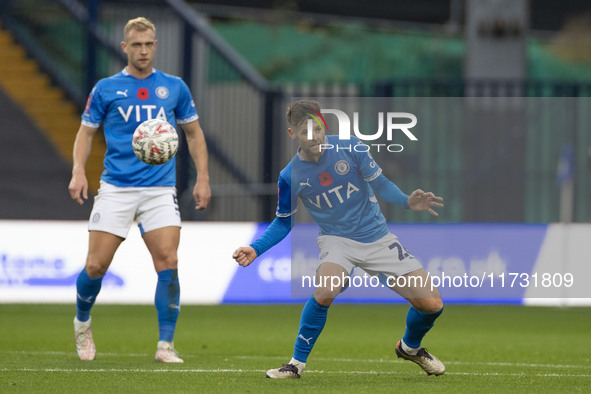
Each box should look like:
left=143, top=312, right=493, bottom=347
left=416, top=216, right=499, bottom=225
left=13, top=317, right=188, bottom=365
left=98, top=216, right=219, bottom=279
left=132, top=118, right=179, bottom=165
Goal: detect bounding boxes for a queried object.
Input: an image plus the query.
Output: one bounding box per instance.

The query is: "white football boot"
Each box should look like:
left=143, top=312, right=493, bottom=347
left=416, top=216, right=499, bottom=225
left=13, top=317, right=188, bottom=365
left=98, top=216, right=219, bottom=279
left=395, top=340, right=445, bottom=376
left=266, top=363, right=303, bottom=379
left=74, top=316, right=96, bottom=361
left=155, top=341, right=184, bottom=363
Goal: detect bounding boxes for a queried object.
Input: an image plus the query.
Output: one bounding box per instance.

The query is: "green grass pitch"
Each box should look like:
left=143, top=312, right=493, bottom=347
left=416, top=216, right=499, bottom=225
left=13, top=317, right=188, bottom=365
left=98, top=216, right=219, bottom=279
left=1, top=303, right=590, bottom=393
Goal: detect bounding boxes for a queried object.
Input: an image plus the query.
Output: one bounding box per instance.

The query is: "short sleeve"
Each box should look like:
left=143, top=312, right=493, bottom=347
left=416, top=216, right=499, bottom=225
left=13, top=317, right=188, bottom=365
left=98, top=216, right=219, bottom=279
left=81, top=84, right=106, bottom=128
left=351, top=137, right=382, bottom=182
left=175, top=79, right=199, bottom=124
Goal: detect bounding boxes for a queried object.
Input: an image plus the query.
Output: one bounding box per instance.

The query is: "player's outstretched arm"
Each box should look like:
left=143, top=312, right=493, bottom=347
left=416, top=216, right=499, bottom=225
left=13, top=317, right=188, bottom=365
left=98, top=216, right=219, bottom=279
left=407, top=189, right=444, bottom=216
left=232, top=216, right=293, bottom=267
left=68, top=124, right=98, bottom=205
left=233, top=246, right=258, bottom=267
left=369, top=174, right=410, bottom=208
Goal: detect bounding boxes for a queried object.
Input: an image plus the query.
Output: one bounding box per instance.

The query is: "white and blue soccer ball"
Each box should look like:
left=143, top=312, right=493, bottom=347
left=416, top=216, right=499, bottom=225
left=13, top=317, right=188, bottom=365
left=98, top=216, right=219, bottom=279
left=132, top=118, right=179, bottom=165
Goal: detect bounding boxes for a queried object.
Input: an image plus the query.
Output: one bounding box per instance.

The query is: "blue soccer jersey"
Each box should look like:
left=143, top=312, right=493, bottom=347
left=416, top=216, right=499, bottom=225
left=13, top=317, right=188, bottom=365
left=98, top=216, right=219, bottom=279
left=277, top=135, right=390, bottom=243
left=82, top=68, right=198, bottom=187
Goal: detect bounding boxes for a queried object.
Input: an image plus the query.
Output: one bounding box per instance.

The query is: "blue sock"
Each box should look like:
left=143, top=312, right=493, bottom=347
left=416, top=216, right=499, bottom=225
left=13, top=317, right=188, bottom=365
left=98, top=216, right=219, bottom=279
left=155, top=269, right=180, bottom=342
left=76, top=268, right=103, bottom=322
left=402, top=306, right=443, bottom=348
left=293, top=297, right=329, bottom=363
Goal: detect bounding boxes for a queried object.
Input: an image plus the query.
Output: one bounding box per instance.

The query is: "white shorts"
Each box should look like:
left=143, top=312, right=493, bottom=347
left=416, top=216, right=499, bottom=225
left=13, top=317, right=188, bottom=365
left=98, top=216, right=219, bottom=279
left=317, top=233, right=422, bottom=284
left=88, top=181, right=181, bottom=238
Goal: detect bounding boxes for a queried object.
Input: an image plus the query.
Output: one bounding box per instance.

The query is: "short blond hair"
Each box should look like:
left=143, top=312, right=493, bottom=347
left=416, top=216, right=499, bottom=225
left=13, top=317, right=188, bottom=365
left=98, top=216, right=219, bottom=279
left=123, top=17, right=156, bottom=39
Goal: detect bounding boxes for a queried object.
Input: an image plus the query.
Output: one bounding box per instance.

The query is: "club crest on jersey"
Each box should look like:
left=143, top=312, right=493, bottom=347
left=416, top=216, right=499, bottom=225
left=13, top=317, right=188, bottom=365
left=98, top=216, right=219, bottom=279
left=155, top=86, right=169, bottom=99
left=137, top=88, right=149, bottom=100
left=335, top=160, right=350, bottom=176
left=319, top=172, right=333, bottom=187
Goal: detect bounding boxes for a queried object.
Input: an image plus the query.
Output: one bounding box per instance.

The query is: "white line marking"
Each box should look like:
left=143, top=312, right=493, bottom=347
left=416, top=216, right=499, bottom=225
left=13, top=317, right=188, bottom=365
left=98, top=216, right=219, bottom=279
left=3, top=351, right=590, bottom=374
left=0, top=368, right=264, bottom=373
left=1, top=350, right=149, bottom=357
left=0, top=368, right=590, bottom=378
left=234, top=355, right=591, bottom=370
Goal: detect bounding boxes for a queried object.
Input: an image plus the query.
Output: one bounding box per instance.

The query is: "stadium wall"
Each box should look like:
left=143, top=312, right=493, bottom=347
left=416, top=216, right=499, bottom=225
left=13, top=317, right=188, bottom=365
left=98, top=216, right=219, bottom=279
left=0, top=221, right=589, bottom=306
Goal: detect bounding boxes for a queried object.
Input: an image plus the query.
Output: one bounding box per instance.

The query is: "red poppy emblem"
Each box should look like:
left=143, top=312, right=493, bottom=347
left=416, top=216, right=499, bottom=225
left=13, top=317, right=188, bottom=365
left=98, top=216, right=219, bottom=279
left=137, top=88, right=149, bottom=100
left=319, top=172, right=333, bottom=187
left=84, top=94, right=93, bottom=112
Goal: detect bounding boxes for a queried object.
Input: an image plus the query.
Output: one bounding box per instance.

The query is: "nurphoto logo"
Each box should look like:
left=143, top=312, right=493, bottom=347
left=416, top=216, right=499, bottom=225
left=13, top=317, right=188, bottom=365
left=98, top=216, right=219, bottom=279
left=305, top=107, right=418, bottom=153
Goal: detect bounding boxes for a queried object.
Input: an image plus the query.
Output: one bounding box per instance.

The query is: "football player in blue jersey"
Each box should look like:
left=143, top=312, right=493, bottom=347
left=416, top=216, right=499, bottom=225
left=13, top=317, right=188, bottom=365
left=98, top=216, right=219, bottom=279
left=68, top=17, right=211, bottom=363
left=233, top=99, right=445, bottom=378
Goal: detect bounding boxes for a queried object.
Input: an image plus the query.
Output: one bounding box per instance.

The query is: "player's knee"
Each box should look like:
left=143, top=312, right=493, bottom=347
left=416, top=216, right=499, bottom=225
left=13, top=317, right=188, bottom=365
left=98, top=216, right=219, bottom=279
left=313, top=296, right=335, bottom=307
left=432, top=298, right=444, bottom=313
left=85, top=260, right=108, bottom=278
left=156, top=253, right=178, bottom=271
left=420, top=298, right=443, bottom=314
left=313, top=288, right=339, bottom=306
